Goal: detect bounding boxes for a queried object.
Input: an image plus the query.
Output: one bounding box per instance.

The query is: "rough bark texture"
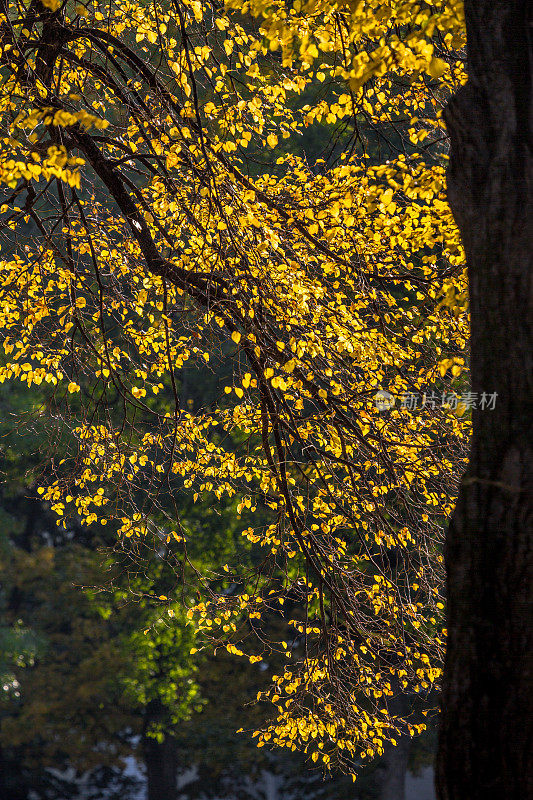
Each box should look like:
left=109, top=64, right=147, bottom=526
left=436, top=2, right=533, bottom=799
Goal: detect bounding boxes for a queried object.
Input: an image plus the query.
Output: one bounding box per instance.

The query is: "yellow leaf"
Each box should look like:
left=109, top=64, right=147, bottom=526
left=428, top=58, right=447, bottom=79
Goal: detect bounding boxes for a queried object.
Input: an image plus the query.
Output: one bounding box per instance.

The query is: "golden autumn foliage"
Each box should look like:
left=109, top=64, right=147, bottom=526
left=0, top=0, right=469, bottom=776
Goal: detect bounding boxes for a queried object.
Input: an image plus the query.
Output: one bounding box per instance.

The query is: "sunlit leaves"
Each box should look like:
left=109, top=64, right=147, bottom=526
left=0, top=0, right=469, bottom=779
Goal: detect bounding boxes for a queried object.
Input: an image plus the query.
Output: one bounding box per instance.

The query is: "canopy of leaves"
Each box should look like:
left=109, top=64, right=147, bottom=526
left=0, top=0, right=469, bottom=777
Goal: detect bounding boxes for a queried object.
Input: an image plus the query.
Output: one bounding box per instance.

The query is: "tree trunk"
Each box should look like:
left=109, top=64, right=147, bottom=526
left=142, top=701, right=179, bottom=800
left=143, top=732, right=179, bottom=800
left=375, top=735, right=410, bottom=800
left=373, top=693, right=412, bottom=800
left=436, top=2, right=533, bottom=799
left=0, top=749, right=30, bottom=800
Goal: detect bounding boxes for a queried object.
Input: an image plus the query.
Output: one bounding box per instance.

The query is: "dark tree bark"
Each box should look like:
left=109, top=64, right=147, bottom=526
left=375, top=736, right=410, bottom=800
left=0, top=749, right=30, bottom=800
left=374, top=694, right=412, bottom=800
left=436, top=2, right=533, bottom=799
left=142, top=700, right=179, bottom=800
